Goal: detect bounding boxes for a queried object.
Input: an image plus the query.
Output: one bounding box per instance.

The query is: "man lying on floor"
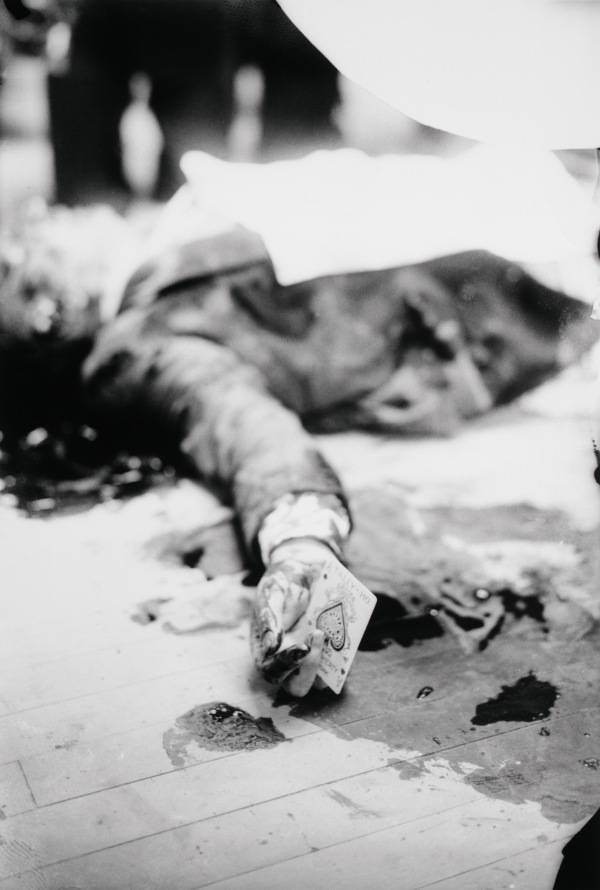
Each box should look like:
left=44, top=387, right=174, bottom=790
left=1, top=148, right=598, bottom=696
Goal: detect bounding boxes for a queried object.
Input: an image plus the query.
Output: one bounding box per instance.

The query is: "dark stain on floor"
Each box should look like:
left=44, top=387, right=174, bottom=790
left=359, top=593, right=444, bottom=651
left=148, top=519, right=246, bottom=579
left=163, top=702, right=287, bottom=766
left=471, top=672, right=559, bottom=725
left=0, top=424, right=174, bottom=517
left=346, top=494, right=596, bottom=658
left=500, top=590, right=546, bottom=625
left=309, top=613, right=600, bottom=824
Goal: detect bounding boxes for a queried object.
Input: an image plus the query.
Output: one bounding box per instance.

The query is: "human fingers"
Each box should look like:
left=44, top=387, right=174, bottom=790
left=258, top=567, right=311, bottom=636
left=251, top=570, right=289, bottom=666
left=283, top=629, right=325, bottom=697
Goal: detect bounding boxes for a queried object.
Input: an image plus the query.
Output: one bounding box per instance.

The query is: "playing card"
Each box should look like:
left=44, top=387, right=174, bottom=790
left=287, top=559, right=376, bottom=694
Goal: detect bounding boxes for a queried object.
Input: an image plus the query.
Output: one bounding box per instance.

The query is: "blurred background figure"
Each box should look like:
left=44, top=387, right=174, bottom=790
left=1, top=0, right=431, bottom=212
left=237, top=0, right=340, bottom=160
left=47, top=0, right=237, bottom=203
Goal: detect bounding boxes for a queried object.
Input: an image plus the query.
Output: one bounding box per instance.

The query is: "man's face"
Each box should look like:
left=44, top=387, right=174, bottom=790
left=456, top=274, right=590, bottom=404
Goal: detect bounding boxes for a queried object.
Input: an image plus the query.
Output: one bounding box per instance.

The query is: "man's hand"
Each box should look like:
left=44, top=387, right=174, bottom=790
left=250, top=538, right=336, bottom=697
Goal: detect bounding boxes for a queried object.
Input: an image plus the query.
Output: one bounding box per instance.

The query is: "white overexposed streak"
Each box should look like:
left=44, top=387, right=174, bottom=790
left=179, top=145, right=600, bottom=302
left=277, top=0, right=600, bottom=149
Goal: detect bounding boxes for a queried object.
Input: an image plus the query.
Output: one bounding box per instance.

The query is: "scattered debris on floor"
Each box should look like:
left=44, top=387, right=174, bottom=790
left=581, top=758, right=600, bottom=770
left=133, top=573, right=252, bottom=634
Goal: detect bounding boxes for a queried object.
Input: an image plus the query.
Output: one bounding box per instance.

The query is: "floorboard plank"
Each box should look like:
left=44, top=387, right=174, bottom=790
left=197, top=799, right=575, bottom=890
left=0, top=630, right=251, bottom=714
left=0, top=656, right=262, bottom=762
left=4, top=705, right=597, bottom=882
left=0, top=768, right=480, bottom=890
left=21, top=694, right=320, bottom=806
left=0, top=762, right=36, bottom=818
left=0, top=731, right=404, bottom=878
left=415, top=837, right=567, bottom=890
left=2, top=369, right=599, bottom=888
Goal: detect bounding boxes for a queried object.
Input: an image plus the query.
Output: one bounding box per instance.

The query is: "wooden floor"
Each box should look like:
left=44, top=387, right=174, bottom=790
left=1, top=359, right=600, bottom=890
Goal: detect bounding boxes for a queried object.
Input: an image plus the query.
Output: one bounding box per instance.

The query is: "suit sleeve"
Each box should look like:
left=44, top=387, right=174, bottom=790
left=82, top=306, right=347, bottom=552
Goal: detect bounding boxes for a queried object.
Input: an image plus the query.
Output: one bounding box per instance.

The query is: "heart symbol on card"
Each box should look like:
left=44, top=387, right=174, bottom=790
left=316, top=601, right=346, bottom=651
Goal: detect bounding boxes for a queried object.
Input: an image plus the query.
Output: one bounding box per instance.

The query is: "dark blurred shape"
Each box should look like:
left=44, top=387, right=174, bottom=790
left=0, top=203, right=122, bottom=431
left=553, top=806, right=600, bottom=890
left=5, top=0, right=33, bottom=22
left=45, top=0, right=340, bottom=204
left=0, top=420, right=174, bottom=517
left=48, top=0, right=236, bottom=203
left=236, top=0, right=340, bottom=159
left=1, top=0, right=77, bottom=59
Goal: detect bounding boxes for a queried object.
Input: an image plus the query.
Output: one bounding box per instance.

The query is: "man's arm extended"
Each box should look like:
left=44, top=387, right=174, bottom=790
left=83, top=306, right=348, bottom=545
left=83, top=306, right=352, bottom=694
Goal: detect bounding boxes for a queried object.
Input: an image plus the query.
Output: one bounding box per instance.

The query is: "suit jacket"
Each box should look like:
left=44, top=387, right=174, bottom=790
left=83, top=226, right=593, bottom=552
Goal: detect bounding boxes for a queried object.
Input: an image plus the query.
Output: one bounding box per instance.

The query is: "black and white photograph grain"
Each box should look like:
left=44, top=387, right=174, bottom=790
left=1, top=1, right=600, bottom=888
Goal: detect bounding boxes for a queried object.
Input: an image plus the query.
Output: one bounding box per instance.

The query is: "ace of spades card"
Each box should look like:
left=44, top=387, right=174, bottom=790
left=288, top=558, right=376, bottom=694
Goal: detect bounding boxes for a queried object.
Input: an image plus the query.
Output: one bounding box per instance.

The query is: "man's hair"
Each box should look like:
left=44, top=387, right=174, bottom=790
left=0, top=202, right=128, bottom=432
